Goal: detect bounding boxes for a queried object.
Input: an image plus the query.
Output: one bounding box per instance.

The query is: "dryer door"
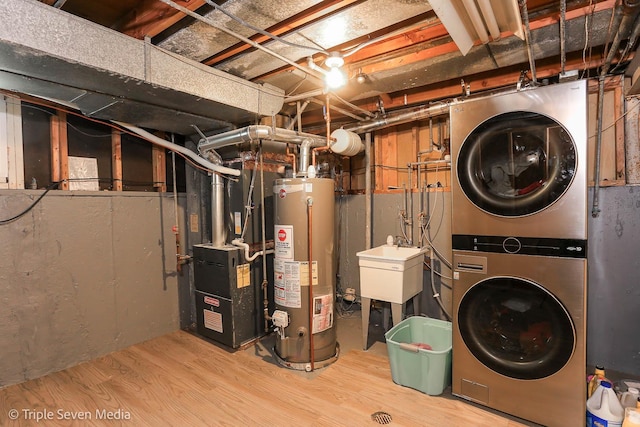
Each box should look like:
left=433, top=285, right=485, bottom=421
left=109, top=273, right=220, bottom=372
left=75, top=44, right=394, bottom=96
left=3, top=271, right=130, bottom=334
left=458, top=276, right=575, bottom=380
left=457, top=111, right=576, bottom=217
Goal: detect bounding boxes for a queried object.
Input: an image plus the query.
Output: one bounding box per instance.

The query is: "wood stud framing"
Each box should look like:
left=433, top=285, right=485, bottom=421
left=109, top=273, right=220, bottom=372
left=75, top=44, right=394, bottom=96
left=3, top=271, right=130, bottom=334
left=50, top=111, right=69, bottom=190
left=152, top=145, right=167, bottom=192
left=112, top=128, right=123, bottom=191
left=588, top=76, right=626, bottom=187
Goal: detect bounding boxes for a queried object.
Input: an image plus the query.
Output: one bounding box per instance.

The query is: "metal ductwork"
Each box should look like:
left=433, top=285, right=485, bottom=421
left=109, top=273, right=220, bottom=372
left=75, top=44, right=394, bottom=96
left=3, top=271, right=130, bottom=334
left=197, top=125, right=328, bottom=152
left=0, top=0, right=284, bottom=135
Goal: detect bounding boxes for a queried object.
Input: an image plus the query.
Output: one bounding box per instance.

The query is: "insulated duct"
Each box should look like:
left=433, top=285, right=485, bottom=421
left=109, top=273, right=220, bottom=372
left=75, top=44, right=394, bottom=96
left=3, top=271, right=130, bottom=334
left=0, top=0, right=284, bottom=135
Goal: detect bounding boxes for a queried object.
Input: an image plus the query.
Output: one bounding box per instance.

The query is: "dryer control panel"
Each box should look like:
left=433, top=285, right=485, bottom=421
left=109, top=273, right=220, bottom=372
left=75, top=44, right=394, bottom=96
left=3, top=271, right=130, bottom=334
left=452, top=234, right=587, bottom=258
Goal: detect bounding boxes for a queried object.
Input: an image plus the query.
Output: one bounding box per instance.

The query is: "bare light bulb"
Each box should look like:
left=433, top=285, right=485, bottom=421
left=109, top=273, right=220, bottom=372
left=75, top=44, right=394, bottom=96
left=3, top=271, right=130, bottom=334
left=325, top=67, right=346, bottom=89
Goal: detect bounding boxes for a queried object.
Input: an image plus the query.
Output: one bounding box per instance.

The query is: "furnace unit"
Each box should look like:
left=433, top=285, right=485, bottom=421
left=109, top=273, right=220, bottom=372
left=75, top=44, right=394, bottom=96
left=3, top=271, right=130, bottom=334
left=193, top=244, right=271, bottom=348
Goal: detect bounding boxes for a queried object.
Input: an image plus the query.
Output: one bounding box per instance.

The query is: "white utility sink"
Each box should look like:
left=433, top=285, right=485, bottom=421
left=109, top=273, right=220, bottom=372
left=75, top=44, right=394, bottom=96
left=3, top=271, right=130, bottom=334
left=357, top=244, right=428, bottom=350
left=356, top=245, right=427, bottom=265
left=357, top=245, right=427, bottom=302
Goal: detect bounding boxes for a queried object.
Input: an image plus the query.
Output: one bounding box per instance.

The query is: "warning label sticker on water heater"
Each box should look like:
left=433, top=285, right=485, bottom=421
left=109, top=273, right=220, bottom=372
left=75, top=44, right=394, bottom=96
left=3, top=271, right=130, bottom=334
left=274, top=258, right=301, bottom=308
left=274, top=260, right=318, bottom=308
left=274, top=225, right=294, bottom=259
left=313, top=294, right=333, bottom=334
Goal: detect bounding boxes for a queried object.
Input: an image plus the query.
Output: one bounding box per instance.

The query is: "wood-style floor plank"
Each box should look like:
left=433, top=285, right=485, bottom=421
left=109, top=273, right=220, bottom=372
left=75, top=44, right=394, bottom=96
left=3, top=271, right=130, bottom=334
left=0, top=330, right=530, bottom=426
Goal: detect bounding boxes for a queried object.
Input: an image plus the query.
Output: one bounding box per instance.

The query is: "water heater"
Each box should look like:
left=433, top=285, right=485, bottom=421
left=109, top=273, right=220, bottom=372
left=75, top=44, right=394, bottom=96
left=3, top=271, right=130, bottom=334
left=272, top=177, right=338, bottom=371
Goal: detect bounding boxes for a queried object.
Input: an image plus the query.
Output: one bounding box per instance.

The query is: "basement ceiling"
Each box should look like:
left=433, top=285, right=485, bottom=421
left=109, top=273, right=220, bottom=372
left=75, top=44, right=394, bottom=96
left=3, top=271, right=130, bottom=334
left=21, top=0, right=640, bottom=132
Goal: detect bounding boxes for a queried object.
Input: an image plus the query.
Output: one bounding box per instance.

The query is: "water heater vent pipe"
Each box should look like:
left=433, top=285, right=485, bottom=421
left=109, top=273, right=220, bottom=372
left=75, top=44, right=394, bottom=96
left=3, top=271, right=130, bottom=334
left=198, top=125, right=326, bottom=152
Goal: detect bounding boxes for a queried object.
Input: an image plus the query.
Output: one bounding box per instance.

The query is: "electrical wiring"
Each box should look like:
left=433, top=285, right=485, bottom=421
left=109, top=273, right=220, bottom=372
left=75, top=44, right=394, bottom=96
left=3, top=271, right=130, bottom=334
left=14, top=94, right=224, bottom=176
left=423, top=260, right=453, bottom=285
left=420, top=164, right=452, bottom=270
left=372, top=164, right=411, bottom=172
left=203, top=0, right=329, bottom=55
left=417, top=167, right=452, bottom=320
left=24, top=103, right=112, bottom=139
left=239, top=148, right=260, bottom=241
left=65, top=177, right=166, bottom=186
left=336, top=295, right=359, bottom=318
left=67, top=123, right=112, bottom=138
left=588, top=96, right=640, bottom=138
left=581, top=0, right=596, bottom=79
left=0, top=181, right=60, bottom=225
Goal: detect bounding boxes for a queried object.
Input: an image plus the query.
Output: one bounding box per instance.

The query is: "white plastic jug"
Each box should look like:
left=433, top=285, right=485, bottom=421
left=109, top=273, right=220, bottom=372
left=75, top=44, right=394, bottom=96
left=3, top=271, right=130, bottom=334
left=622, top=408, right=640, bottom=427
left=621, top=388, right=640, bottom=408
left=587, top=381, right=625, bottom=427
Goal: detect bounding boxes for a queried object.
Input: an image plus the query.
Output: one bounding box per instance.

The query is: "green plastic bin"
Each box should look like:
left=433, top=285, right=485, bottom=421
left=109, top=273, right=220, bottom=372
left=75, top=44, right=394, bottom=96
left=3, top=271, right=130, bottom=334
left=384, top=316, right=452, bottom=395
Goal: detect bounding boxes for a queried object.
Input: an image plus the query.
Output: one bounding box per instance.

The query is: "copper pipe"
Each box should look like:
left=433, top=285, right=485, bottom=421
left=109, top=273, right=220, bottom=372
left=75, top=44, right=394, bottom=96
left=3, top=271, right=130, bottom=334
left=286, top=144, right=297, bottom=176
left=172, top=148, right=186, bottom=272
left=263, top=278, right=269, bottom=333
left=312, top=95, right=334, bottom=169
left=307, top=197, right=315, bottom=371
left=325, top=95, right=331, bottom=144
left=175, top=231, right=182, bottom=273
left=312, top=145, right=332, bottom=168
left=259, top=148, right=270, bottom=332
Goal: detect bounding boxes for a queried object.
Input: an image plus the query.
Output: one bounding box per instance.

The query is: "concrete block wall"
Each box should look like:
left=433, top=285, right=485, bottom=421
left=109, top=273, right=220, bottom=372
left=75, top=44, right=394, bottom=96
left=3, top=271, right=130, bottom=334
left=0, top=191, right=187, bottom=388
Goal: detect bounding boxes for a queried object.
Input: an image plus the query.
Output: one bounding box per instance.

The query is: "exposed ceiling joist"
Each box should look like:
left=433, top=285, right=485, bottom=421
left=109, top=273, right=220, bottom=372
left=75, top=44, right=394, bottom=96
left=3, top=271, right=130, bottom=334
left=28, top=0, right=638, bottom=134
left=203, top=0, right=364, bottom=67
left=117, top=0, right=208, bottom=40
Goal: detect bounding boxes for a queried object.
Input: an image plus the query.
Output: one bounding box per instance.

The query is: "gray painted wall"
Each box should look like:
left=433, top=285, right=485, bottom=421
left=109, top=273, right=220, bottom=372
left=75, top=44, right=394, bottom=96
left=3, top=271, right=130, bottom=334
left=339, top=186, right=640, bottom=376
left=587, top=185, right=640, bottom=375
left=338, top=190, right=452, bottom=320
left=0, top=190, right=187, bottom=388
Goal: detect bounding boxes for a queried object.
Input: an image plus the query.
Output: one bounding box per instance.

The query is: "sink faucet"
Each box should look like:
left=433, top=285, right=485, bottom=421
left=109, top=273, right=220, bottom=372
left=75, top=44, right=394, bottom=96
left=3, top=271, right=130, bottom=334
left=396, top=236, right=412, bottom=247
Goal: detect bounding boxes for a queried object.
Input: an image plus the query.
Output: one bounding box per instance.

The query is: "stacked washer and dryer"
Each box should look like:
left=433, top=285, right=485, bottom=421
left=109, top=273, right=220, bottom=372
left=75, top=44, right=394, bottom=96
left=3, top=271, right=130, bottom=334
left=450, top=81, right=588, bottom=427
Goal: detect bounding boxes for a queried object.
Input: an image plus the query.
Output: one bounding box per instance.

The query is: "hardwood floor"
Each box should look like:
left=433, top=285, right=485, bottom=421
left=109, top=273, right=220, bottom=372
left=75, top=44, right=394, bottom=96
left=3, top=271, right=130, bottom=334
left=0, top=330, right=530, bottom=426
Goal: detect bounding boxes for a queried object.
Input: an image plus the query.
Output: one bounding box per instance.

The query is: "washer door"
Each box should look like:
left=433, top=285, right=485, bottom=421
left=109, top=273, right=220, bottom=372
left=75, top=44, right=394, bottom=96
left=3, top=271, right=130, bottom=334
left=458, top=276, right=575, bottom=380
left=457, top=111, right=576, bottom=217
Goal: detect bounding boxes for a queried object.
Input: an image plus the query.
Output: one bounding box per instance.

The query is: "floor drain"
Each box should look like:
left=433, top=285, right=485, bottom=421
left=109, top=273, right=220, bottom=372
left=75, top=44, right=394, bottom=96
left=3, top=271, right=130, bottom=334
left=371, top=411, right=392, bottom=424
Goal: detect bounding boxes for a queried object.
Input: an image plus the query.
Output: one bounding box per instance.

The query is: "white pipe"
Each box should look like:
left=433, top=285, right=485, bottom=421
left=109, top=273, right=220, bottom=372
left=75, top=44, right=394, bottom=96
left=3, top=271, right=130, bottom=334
left=285, top=88, right=325, bottom=103
left=477, top=0, right=501, bottom=40
left=461, top=0, right=490, bottom=43
left=331, top=93, right=376, bottom=118
left=308, top=98, right=365, bottom=121
left=286, top=100, right=311, bottom=130
left=114, top=121, right=241, bottom=177
left=231, top=238, right=274, bottom=262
